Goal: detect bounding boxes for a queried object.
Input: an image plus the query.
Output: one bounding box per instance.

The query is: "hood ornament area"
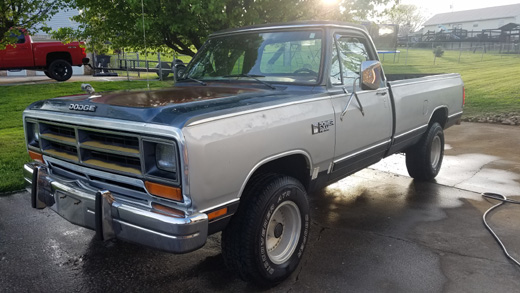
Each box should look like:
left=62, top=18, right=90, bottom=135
left=81, top=83, right=95, bottom=94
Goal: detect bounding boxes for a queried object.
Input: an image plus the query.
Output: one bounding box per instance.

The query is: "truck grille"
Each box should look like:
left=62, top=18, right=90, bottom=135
left=25, top=119, right=178, bottom=183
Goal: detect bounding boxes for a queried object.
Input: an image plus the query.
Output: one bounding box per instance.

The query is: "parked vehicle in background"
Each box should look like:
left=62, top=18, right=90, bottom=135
left=0, top=30, right=88, bottom=81
left=22, top=21, right=464, bottom=286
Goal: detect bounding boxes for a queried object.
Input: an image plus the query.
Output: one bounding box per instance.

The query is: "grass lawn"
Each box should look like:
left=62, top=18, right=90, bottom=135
left=0, top=80, right=171, bottom=193
left=381, top=48, right=520, bottom=117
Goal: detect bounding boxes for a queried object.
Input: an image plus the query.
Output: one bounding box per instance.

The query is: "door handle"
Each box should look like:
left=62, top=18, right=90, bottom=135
left=376, top=91, right=387, bottom=96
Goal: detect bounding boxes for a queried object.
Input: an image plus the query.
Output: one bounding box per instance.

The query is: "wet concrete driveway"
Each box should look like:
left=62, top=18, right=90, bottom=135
left=1, top=122, right=519, bottom=292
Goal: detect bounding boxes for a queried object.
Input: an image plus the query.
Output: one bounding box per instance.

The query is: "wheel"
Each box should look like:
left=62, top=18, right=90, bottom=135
left=155, top=62, right=171, bottom=79
left=43, top=70, right=52, bottom=78
left=293, top=68, right=317, bottom=75
left=48, top=59, right=73, bottom=81
left=405, top=122, right=445, bottom=180
left=222, top=174, right=310, bottom=286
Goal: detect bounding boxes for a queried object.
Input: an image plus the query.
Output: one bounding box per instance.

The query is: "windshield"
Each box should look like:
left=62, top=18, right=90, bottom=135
left=183, top=30, right=323, bottom=85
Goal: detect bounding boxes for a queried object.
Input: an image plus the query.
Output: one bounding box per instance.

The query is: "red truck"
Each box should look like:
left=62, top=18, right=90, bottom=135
left=0, top=30, right=88, bottom=81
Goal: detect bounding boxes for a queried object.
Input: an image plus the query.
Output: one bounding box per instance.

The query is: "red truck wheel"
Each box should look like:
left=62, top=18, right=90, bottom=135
left=48, top=60, right=73, bottom=81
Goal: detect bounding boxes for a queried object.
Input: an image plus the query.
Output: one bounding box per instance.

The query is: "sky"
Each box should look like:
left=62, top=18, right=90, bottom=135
left=401, top=0, right=520, bottom=18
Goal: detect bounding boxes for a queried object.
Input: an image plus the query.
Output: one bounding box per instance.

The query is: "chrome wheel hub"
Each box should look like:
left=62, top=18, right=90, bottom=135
left=266, top=201, right=301, bottom=264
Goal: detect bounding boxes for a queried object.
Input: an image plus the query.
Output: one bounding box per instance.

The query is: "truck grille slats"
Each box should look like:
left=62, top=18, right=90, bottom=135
left=35, top=121, right=145, bottom=177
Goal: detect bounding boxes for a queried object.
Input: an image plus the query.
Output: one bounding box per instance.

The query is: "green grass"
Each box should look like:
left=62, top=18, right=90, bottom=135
left=0, top=80, right=171, bottom=193
left=381, top=48, right=520, bottom=117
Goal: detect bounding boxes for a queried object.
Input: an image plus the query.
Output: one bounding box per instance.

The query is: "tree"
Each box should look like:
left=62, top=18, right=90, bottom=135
left=54, top=0, right=392, bottom=56
left=0, top=0, right=70, bottom=49
left=385, top=4, right=425, bottom=36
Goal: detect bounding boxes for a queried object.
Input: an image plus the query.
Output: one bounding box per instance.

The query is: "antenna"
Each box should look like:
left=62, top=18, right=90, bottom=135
left=141, top=0, right=150, bottom=90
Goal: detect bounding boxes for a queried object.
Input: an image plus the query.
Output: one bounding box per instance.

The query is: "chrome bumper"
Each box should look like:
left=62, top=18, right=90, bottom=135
left=23, top=162, right=208, bottom=253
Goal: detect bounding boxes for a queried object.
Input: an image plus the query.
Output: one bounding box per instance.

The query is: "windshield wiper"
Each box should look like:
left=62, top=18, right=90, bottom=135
left=180, top=76, right=207, bottom=86
left=223, top=74, right=276, bottom=90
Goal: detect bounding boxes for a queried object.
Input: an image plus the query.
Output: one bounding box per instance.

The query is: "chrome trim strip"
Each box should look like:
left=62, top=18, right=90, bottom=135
left=237, top=150, right=313, bottom=199
left=211, top=24, right=367, bottom=37
left=449, top=111, right=463, bottom=118
left=45, top=156, right=146, bottom=189
left=113, top=219, right=198, bottom=240
left=199, top=198, right=240, bottom=213
left=394, top=124, right=428, bottom=139
left=23, top=110, right=183, bottom=140
left=388, top=74, right=461, bottom=88
left=186, top=95, right=331, bottom=127
left=333, top=140, right=391, bottom=164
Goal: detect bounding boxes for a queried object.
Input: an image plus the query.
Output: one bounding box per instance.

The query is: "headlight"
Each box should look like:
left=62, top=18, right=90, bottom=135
left=26, top=121, right=40, bottom=148
left=33, top=123, right=40, bottom=141
left=156, top=144, right=177, bottom=173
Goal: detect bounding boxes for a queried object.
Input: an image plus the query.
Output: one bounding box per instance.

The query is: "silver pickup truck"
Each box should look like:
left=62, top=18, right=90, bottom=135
left=22, top=22, right=464, bottom=285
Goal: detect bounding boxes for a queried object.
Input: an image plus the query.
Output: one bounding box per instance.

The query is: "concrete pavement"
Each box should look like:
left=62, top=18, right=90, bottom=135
left=0, top=122, right=519, bottom=292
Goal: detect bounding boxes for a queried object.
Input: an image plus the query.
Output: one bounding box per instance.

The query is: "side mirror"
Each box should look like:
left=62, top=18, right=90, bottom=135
left=360, top=61, right=383, bottom=91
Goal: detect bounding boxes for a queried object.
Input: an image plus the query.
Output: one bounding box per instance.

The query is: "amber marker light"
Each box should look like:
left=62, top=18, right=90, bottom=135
left=145, top=181, right=183, bottom=201
left=151, top=203, right=184, bottom=218
left=207, top=207, right=228, bottom=221
left=28, top=150, right=43, bottom=163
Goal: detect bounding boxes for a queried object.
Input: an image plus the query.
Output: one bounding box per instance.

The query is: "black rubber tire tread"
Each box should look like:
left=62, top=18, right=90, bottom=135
left=155, top=62, right=171, bottom=79
left=405, top=122, right=445, bottom=181
left=48, top=59, right=73, bottom=81
left=43, top=70, right=52, bottom=78
left=221, top=173, right=309, bottom=287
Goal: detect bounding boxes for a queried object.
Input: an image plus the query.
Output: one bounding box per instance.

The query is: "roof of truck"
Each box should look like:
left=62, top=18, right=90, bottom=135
left=210, top=21, right=368, bottom=37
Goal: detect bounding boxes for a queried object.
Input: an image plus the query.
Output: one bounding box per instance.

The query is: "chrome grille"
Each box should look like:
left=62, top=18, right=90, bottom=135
left=26, top=119, right=178, bottom=183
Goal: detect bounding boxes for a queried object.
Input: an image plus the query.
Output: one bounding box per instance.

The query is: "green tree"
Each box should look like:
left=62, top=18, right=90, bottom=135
left=55, top=0, right=392, bottom=56
left=0, top=0, right=70, bottom=49
left=384, top=4, right=425, bottom=36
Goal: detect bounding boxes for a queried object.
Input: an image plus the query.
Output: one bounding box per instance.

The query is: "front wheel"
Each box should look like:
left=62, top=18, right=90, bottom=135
left=405, top=122, right=445, bottom=180
left=221, top=174, right=310, bottom=286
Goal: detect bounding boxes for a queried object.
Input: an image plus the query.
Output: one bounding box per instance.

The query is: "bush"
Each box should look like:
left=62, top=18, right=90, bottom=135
left=433, top=46, right=444, bottom=57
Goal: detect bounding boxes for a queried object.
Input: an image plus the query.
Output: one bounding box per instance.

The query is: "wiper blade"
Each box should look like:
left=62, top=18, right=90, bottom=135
left=223, top=74, right=276, bottom=90
left=180, top=76, right=207, bottom=86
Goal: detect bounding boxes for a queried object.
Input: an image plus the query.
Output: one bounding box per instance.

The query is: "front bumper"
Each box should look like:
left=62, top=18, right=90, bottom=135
left=23, top=162, right=208, bottom=253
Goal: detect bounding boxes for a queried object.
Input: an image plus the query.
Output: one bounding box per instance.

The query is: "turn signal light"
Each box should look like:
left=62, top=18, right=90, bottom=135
left=145, top=181, right=182, bottom=201
left=207, top=207, right=228, bottom=221
left=28, top=150, right=43, bottom=163
left=151, top=203, right=184, bottom=218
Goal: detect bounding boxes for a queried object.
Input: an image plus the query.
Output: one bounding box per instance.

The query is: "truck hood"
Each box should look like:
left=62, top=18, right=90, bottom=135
left=26, top=85, right=317, bottom=128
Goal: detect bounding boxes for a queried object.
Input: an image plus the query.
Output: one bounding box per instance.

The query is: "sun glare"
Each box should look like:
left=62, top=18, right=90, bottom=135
left=322, top=0, right=338, bottom=5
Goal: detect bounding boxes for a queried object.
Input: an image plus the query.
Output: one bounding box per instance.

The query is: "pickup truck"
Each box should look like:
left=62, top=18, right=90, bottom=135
left=0, top=30, right=87, bottom=81
left=22, top=22, right=464, bottom=286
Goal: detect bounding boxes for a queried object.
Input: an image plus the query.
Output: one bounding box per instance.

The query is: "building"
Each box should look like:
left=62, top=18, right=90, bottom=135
left=422, top=3, right=520, bottom=32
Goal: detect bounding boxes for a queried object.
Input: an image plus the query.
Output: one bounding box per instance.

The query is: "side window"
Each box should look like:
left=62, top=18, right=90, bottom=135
left=329, top=35, right=371, bottom=88
left=17, top=34, right=25, bottom=44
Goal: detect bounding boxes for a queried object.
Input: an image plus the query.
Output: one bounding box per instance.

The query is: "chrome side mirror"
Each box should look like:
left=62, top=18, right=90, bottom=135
left=360, top=61, right=382, bottom=90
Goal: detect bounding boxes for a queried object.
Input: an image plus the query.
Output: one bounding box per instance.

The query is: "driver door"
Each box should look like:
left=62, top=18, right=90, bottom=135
left=328, top=33, right=392, bottom=181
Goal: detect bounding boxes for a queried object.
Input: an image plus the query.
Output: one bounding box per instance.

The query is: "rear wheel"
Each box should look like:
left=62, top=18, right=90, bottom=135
left=221, top=174, right=310, bottom=286
left=43, top=70, right=52, bottom=78
left=48, top=59, right=73, bottom=81
left=405, top=122, right=445, bottom=180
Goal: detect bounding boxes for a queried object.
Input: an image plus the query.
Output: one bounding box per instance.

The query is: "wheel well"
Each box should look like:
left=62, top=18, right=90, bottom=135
left=46, top=52, right=72, bottom=67
left=246, top=154, right=310, bottom=193
left=429, top=108, right=448, bottom=129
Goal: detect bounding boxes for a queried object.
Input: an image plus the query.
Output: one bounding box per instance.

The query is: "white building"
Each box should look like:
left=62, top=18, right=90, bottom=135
left=422, top=3, right=520, bottom=32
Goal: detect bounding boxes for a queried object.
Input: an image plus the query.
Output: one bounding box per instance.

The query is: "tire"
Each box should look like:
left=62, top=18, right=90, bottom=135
left=405, top=122, right=445, bottom=180
left=155, top=62, right=171, bottom=79
left=43, top=70, right=52, bottom=78
left=48, top=59, right=73, bottom=81
left=222, top=174, right=310, bottom=286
